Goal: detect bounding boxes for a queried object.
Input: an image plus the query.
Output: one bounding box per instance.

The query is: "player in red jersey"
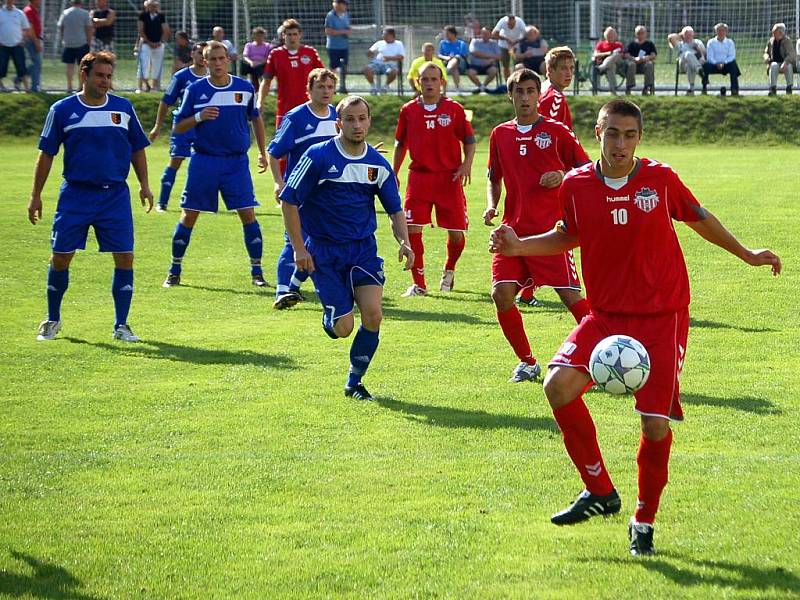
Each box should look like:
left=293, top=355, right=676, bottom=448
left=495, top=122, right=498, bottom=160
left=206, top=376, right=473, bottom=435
left=490, top=99, right=781, bottom=556
left=485, top=68, right=591, bottom=383
left=518, top=46, right=579, bottom=308
left=393, top=62, right=475, bottom=296
left=258, top=19, right=324, bottom=127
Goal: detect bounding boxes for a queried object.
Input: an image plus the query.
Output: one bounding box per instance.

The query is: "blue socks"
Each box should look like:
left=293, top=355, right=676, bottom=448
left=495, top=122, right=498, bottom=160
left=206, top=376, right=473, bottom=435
left=275, top=237, right=295, bottom=295
left=170, top=222, right=192, bottom=275
left=112, top=268, right=134, bottom=328
left=159, top=166, right=177, bottom=207
left=289, top=268, right=310, bottom=293
left=243, top=221, right=263, bottom=277
left=46, top=266, right=69, bottom=322
left=347, top=326, right=380, bottom=388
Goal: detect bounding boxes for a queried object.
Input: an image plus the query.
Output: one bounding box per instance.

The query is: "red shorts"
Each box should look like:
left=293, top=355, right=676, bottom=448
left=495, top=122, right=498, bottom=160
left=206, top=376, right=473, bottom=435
left=550, top=309, right=690, bottom=421
left=404, top=171, right=468, bottom=231
left=491, top=251, right=581, bottom=291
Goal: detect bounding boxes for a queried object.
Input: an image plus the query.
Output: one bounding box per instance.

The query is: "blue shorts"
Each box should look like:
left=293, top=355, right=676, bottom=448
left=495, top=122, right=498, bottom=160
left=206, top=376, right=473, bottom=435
left=51, top=181, right=133, bottom=253
left=368, top=60, right=396, bottom=75
left=169, top=125, right=195, bottom=158
left=308, top=236, right=385, bottom=331
left=180, top=152, right=258, bottom=213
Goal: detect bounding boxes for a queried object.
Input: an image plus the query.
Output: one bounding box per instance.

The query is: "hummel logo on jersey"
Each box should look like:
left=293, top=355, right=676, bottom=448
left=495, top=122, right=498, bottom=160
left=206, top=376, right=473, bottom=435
left=305, top=124, right=314, bottom=131
left=606, top=195, right=629, bottom=203
left=69, top=113, right=80, bottom=120
left=328, top=165, right=339, bottom=173
left=199, top=94, right=209, bottom=100
left=119, top=284, right=133, bottom=292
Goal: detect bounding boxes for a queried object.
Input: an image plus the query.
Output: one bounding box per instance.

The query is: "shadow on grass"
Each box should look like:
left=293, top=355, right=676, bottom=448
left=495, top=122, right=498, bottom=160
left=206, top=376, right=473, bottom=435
left=179, top=283, right=273, bottom=295
left=607, top=554, right=800, bottom=594
left=64, top=337, right=298, bottom=369
left=681, top=393, right=780, bottom=415
left=374, top=396, right=558, bottom=432
left=690, top=318, right=777, bottom=334
left=0, top=550, right=104, bottom=600
left=382, top=306, right=494, bottom=325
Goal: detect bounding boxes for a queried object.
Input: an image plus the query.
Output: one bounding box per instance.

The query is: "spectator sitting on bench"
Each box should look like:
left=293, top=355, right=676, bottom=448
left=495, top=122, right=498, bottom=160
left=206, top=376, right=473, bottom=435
left=408, top=42, right=446, bottom=96
left=668, top=26, right=705, bottom=95
left=514, top=25, right=547, bottom=75
left=466, top=27, right=500, bottom=93
left=702, top=23, right=740, bottom=95
left=363, top=27, right=405, bottom=94
left=623, top=25, right=656, bottom=95
left=764, top=22, right=795, bottom=95
left=592, top=26, right=624, bottom=94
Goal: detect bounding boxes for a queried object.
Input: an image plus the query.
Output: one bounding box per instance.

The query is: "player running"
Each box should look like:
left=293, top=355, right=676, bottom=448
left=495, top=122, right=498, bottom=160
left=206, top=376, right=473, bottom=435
left=148, top=41, right=208, bottom=212
left=28, top=51, right=153, bottom=342
left=280, top=96, right=414, bottom=400
left=162, top=41, right=268, bottom=288
left=485, top=68, right=591, bottom=383
left=393, top=61, right=475, bottom=296
left=268, top=68, right=339, bottom=309
left=490, top=99, right=781, bottom=556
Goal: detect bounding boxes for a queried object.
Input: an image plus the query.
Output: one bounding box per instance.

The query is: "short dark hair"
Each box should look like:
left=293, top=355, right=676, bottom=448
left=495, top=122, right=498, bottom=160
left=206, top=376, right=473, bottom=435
left=383, top=27, right=396, bottom=37
left=444, top=25, right=458, bottom=36
left=175, top=30, right=189, bottom=41
left=597, top=99, right=643, bottom=132
left=192, top=41, right=208, bottom=53
left=80, top=50, right=115, bottom=74
left=506, top=68, right=541, bottom=94
left=336, top=95, right=370, bottom=118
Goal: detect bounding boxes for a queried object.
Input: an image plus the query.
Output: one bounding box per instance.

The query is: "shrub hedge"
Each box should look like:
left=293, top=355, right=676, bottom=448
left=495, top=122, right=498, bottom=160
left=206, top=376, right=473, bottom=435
left=2, top=92, right=798, bottom=145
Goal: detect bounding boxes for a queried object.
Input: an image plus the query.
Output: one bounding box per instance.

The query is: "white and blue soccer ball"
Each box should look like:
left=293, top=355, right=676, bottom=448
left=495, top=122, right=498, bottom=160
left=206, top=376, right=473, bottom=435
left=589, top=335, right=651, bottom=395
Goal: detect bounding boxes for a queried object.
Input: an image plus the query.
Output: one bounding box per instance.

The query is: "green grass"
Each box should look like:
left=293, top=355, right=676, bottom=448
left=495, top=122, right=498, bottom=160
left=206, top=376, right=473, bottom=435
left=1, top=135, right=798, bottom=599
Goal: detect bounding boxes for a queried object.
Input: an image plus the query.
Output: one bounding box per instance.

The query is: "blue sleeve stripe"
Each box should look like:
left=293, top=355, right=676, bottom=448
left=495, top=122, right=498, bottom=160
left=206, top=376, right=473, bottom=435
left=286, top=155, right=313, bottom=188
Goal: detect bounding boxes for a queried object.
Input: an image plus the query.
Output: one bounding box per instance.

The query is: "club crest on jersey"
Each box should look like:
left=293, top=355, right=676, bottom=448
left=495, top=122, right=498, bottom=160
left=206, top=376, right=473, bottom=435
left=367, top=167, right=378, bottom=182
left=110, top=112, right=122, bottom=124
left=437, top=113, right=451, bottom=127
left=234, top=93, right=243, bottom=103
left=634, top=187, right=660, bottom=213
left=300, top=55, right=311, bottom=65
left=534, top=131, right=552, bottom=149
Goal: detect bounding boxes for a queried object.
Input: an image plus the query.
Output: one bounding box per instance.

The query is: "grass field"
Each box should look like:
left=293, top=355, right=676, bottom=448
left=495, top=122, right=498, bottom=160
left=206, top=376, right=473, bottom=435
left=1, top=134, right=798, bottom=599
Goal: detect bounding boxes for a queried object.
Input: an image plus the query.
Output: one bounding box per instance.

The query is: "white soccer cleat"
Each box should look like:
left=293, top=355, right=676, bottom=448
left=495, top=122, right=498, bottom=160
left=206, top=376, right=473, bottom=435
left=509, top=361, right=542, bottom=383
left=439, top=269, right=455, bottom=292
left=401, top=284, right=427, bottom=297
left=36, top=320, right=62, bottom=341
left=113, top=324, right=140, bottom=342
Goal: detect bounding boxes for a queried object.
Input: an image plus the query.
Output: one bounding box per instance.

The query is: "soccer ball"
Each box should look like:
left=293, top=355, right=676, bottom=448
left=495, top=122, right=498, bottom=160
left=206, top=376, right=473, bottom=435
left=589, top=335, right=651, bottom=395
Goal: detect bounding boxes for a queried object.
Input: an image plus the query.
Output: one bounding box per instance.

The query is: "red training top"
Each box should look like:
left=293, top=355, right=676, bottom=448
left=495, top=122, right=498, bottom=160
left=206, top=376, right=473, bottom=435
left=264, top=45, right=324, bottom=117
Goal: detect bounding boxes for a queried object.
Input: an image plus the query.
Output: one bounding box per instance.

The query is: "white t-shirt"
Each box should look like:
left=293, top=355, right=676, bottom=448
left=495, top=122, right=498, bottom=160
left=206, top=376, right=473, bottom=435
left=0, top=5, right=30, bottom=46
left=369, top=39, right=406, bottom=69
left=492, top=16, right=526, bottom=50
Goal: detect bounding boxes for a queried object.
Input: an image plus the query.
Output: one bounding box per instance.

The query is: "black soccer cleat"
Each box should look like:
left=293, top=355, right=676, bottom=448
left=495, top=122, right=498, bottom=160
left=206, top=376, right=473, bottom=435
left=252, top=274, right=269, bottom=287
left=550, top=489, right=622, bottom=525
left=344, top=383, right=373, bottom=400
left=162, top=273, right=181, bottom=288
left=272, top=291, right=303, bottom=310
left=629, top=518, right=656, bottom=556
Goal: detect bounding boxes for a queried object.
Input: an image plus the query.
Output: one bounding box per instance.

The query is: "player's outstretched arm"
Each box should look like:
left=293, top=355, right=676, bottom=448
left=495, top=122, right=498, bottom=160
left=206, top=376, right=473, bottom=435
left=281, top=202, right=314, bottom=273
left=28, top=151, right=55, bottom=224
left=131, top=149, right=154, bottom=213
left=251, top=115, right=268, bottom=173
left=686, top=209, right=782, bottom=275
left=389, top=210, right=414, bottom=270
left=490, top=223, right=578, bottom=257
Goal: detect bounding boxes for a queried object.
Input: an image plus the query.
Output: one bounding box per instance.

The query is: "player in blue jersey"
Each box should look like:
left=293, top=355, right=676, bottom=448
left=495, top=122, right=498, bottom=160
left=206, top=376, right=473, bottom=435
left=28, top=51, right=153, bottom=342
left=163, top=41, right=269, bottom=289
left=280, top=96, right=414, bottom=400
left=148, top=41, right=208, bottom=212
left=268, top=67, right=339, bottom=309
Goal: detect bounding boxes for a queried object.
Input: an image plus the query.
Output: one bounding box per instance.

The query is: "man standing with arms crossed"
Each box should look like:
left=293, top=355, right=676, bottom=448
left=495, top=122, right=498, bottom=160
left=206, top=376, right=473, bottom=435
left=29, top=51, right=152, bottom=341
left=148, top=41, right=207, bottom=211
left=280, top=96, right=414, bottom=400
left=393, top=62, right=475, bottom=296
left=490, top=99, right=781, bottom=555
left=162, top=41, right=269, bottom=289
left=485, top=69, right=590, bottom=383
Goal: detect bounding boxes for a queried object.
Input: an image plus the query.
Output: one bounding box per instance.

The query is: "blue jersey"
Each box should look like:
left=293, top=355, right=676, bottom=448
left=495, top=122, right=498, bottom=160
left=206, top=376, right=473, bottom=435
left=268, top=102, right=338, bottom=176
left=280, top=137, right=402, bottom=244
left=438, top=38, right=469, bottom=58
left=175, top=75, right=259, bottom=156
left=162, top=66, right=206, bottom=118
left=39, top=93, right=149, bottom=186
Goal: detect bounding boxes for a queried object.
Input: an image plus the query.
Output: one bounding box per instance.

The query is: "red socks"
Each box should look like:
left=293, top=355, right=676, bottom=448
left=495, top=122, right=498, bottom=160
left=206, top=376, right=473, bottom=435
left=635, top=429, right=673, bottom=524
left=519, top=286, right=534, bottom=302
left=408, top=231, right=426, bottom=289
left=568, top=298, right=590, bottom=323
left=496, top=306, right=534, bottom=364
left=552, top=397, right=615, bottom=496
left=445, top=236, right=466, bottom=271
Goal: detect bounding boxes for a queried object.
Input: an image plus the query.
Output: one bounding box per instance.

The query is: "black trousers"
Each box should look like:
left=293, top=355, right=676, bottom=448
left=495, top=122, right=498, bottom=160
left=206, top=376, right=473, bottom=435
left=702, top=60, right=740, bottom=91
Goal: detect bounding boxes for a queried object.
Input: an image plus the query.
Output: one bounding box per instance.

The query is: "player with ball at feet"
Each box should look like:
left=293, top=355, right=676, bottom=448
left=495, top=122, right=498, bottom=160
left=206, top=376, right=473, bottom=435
left=490, top=99, right=781, bottom=556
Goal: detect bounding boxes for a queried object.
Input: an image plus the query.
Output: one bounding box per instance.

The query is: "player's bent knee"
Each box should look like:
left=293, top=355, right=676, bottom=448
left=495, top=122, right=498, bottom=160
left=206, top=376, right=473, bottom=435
left=556, top=288, right=583, bottom=306
left=51, top=252, right=74, bottom=271
left=113, top=252, right=134, bottom=269
left=641, top=415, right=671, bottom=441
left=360, top=308, right=382, bottom=330
left=491, top=284, right=516, bottom=310
left=543, top=366, right=586, bottom=409
left=333, top=315, right=355, bottom=338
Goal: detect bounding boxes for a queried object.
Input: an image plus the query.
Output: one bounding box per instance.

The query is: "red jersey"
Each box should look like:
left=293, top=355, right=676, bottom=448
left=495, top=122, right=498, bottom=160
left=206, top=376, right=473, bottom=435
left=538, top=85, right=573, bottom=130
left=488, top=118, right=589, bottom=236
left=594, top=40, right=623, bottom=63
left=559, top=159, right=705, bottom=315
left=395, top=97, right=474, bottom=173
left=264, top=45, right=324, bottom=116
left=24, top=4, right=42, bottom=39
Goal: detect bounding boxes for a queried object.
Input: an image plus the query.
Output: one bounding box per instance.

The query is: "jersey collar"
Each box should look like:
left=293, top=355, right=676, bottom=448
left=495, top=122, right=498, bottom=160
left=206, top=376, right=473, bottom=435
left=334, top=137, right=367, bottom=160
left=305, top=102, right=331, bottom=119
left=594, top=158, right=642, bottom=188
left=76, top=93, right=109, bottom=109
left=207, top=75, right=233, bottom=89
